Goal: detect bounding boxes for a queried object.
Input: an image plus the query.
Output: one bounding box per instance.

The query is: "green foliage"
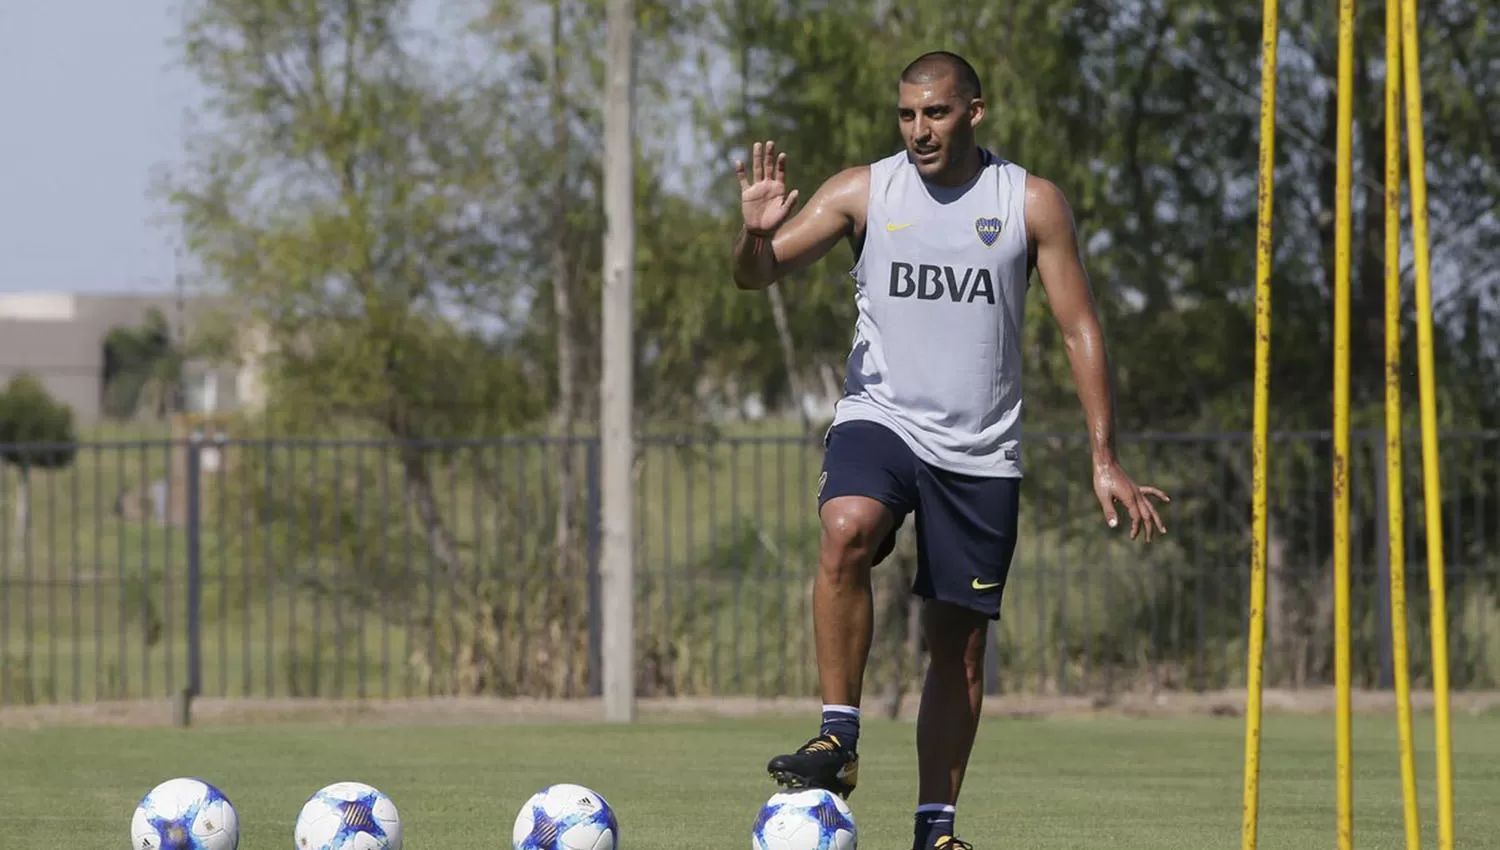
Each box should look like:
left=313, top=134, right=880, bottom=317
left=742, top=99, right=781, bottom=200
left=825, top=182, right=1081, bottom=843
left=102, top=308, right=180, bottom=420
left=0, top=374, right=76, bottom=471
left=169, top=0, right=533, bottom=436
left=705, top=0, right=1500, bottom=433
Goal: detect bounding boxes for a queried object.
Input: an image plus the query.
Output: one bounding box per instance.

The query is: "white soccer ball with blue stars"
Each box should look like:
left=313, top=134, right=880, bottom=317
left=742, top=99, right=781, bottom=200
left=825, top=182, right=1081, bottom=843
left=129, top=777, right=240, bottom=850
left=512, top=783, right=619, bottom=850
left=293, top=781, right=403, bottom=850
left=752, top=788, right=857, bottom=850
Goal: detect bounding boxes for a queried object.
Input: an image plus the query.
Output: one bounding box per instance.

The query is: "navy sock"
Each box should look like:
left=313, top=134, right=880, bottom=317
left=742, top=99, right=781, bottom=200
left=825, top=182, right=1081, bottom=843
left=914, top=805, right=956, bottom=849
left=819, top=704, right=860, bottom=751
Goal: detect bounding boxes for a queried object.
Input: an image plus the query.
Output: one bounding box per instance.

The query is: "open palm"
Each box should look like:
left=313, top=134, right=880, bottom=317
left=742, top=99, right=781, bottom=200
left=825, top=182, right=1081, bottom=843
left=735, top=140, right=799, bottom=235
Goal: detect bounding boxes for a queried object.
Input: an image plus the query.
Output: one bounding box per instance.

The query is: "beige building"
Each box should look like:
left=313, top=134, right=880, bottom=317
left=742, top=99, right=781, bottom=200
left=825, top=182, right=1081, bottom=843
left=0, top=291, right=257, bottom=421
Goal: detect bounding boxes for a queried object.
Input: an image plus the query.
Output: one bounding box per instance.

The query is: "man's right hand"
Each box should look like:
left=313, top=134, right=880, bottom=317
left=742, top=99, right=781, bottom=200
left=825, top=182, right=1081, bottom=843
left=735, top=140, right=800, bottom=236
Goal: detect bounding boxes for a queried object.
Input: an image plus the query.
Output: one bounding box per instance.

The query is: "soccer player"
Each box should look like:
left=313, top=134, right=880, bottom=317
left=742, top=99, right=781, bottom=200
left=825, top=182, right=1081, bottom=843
left=730, top=51, right=1170, bottom=850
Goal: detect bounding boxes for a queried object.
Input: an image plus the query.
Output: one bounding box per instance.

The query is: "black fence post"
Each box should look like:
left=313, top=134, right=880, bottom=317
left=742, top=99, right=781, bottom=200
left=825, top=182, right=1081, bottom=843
left=586, top=438, right=603, bottom=698
left=179, top=430, right=204, bottom=727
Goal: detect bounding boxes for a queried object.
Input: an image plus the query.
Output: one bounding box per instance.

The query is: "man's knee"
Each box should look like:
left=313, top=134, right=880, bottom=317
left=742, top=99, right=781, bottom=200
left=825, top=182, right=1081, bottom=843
left=818, top=496, right=893, bottom=584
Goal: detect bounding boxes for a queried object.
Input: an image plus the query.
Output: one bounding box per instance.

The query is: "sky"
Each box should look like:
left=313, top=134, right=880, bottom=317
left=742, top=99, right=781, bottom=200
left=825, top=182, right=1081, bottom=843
left=0, top=0, right=714, bottom=299
left=0, top=1, right=201, bottom=295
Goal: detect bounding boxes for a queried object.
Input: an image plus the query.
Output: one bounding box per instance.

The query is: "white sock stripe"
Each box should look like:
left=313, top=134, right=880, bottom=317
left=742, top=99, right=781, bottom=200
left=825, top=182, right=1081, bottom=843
left=916, top=804, right=956, bottom=814
left=821, top=704, right=861, bottom=716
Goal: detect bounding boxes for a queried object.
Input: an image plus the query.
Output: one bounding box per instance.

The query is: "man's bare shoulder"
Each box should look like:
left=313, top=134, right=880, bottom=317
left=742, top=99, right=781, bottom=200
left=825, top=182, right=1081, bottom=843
left=806, top=164, right=872, bottom=223
left=1023, top=174, right=1074, bottom=241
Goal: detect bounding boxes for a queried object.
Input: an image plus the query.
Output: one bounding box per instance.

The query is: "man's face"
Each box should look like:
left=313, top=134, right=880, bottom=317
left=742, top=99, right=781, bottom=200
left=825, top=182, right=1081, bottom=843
left=897, top=75, right=984, bottom=180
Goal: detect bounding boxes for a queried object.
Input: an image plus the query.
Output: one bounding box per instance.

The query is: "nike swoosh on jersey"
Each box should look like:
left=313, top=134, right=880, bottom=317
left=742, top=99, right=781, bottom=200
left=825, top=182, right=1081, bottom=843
left=886, top=222, right=915, bottom=232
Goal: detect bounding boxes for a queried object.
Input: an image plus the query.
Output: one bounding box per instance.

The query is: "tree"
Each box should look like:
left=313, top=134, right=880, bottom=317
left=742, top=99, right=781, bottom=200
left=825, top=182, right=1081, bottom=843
left=0, top=374, right=77, bottom=550
left=102, top=308, right=181, bottom=419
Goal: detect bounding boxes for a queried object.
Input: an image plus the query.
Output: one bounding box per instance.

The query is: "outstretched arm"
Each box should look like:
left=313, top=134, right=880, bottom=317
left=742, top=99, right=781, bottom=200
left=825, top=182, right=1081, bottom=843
left=732, top=141, right=868, bottom=291
left=1028, top=175, right=1169, bottom=540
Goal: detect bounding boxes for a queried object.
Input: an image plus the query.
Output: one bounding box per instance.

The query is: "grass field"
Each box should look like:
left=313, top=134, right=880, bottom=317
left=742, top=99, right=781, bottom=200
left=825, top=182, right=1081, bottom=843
left=2, top=711, right=1498, bottom=849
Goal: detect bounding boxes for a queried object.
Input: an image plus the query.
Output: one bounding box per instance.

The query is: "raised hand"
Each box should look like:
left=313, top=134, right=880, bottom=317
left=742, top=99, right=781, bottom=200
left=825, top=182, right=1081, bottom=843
left=735, top=140, right=800, bottom=236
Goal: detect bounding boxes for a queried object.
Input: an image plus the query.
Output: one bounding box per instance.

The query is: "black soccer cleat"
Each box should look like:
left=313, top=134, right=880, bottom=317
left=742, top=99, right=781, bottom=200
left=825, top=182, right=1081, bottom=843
left=917, top=836, right=974, bottom=850
left=766, top=733, right=859, bottom=798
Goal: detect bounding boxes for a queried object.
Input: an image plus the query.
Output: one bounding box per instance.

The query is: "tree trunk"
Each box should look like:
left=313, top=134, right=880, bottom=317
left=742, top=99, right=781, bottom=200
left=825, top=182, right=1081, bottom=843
left=1265, top=522, right=1288, bottom=686
left=739, top=4, right=810, bottom=435
left=397, top=443, right=461, bottom=581
left=880, top=557, right=923, bottom=719
left=767, top=284, right=811, bottom=433
left=819, top=361, right=842, bottom=408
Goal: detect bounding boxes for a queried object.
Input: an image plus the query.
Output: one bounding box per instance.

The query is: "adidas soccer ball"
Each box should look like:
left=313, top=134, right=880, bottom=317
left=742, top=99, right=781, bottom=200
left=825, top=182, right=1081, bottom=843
left=512, top=783, right=619, bottom=850
left=129, top=777, right=240, bottom=850
left=293, top=781, right=403, bottom=850
left=752, top=789, right=857, bottom=850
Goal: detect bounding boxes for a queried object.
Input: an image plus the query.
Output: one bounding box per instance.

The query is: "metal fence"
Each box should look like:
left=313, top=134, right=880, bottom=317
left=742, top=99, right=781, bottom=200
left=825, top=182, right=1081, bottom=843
left=0, top=428, right=1496, bottom=706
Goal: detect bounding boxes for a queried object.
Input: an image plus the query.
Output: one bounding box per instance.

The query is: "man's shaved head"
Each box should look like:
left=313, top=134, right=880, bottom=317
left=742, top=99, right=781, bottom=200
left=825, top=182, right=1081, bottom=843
left=899, top=51, right=982, bottom=101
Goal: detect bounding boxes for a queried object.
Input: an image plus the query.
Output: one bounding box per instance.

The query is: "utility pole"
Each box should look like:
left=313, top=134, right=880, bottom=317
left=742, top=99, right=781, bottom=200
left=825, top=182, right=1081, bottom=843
left=599, top=0, right=636, bottom=723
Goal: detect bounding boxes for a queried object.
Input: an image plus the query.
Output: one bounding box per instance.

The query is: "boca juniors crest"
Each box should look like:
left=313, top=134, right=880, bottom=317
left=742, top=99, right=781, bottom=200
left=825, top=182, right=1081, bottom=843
left=974, top=216, right=1002, bottom=246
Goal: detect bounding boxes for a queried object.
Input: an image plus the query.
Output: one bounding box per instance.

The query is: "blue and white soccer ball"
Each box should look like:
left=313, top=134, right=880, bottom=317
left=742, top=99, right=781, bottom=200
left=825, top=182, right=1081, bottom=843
left=752, top=789, right=857, bottom=850
left=129, top=777, right=240, bottom=850
left=512, top=783, right=619, bottom=850
left=293, top=781, right=403, bottom=850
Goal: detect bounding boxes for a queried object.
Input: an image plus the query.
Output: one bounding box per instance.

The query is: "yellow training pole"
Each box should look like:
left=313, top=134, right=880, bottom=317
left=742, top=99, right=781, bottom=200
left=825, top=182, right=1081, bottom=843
left=1241, top=0, right=1279, bottom=844
left=1398, top=0, right=1455, bottom=844
left=1383, top=2, right=1422, bottom=846
left=1332, top=0, right=1356, bottom=845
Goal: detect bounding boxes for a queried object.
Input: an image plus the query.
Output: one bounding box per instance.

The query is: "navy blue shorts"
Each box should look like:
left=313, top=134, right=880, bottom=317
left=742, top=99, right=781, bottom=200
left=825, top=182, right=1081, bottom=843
left=817, top=420, right=1021, bottom=619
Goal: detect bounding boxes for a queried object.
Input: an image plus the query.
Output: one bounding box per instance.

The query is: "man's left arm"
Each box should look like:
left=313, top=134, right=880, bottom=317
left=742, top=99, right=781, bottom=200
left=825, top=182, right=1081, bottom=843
left=1026, top=175, right=1169, bottom=541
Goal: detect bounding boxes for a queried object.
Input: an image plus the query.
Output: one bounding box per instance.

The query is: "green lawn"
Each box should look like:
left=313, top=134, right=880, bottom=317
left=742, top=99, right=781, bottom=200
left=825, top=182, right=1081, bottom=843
left=0, top=712, right=1496, bottom=849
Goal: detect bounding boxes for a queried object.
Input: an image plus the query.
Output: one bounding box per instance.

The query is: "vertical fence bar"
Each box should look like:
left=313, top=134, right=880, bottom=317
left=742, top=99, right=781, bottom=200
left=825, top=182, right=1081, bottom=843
left=358, top=442, right=369, bottom=700
left=45, top=462, right=55, bottom=702
left=708, top=446, right=718, bottom=693
left=240, top=439, right=251, bottom=697
left=164, top=440, right=174, bottom=699
left=139, top=445, right=150, bottom=698
left=1, top=461, right=9, bottom=705
left=334, top=443, right=346, bottom=699
left=262, top=440, right=274, bottom=697
left=469, top=442, right=481, bottom=701
left=663, top=440, right=675, bottom=695
left=25, top=465, right=36, bottom=704
left=380, top=441, right=392, bottom=699
left=115, top=446, right=127, bottom=698
left=731, top=442, right=742, bottom=691
left=181, top=431, right=203, bottom=726
left=215, top=434, right=226, bottom=698
left=70, top=454, right=79, bottom=701
left=287, top=443, right=299, bottom=696
left=311, top=441, right=323, bottom=697
left=685, top=446, right=698, bottom=691
left=92, top=444, right=102, bottom=700
left=587, top=439, right=603, bottom=698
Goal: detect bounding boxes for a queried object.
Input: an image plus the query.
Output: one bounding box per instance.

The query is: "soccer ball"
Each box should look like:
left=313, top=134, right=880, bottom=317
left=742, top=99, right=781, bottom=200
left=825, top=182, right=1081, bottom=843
left=293, top=781, right=403, bottom=850
left=130, top=777, right=240, bottom=850
left=512, top=783, right=619, bottom=850
left=752, top=789, right=857, bottom=850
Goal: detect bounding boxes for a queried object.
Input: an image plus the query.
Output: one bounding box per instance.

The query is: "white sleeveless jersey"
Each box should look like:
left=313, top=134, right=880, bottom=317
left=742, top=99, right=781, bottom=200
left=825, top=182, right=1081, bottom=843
left=831, top=147, right=1030, bottom=478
